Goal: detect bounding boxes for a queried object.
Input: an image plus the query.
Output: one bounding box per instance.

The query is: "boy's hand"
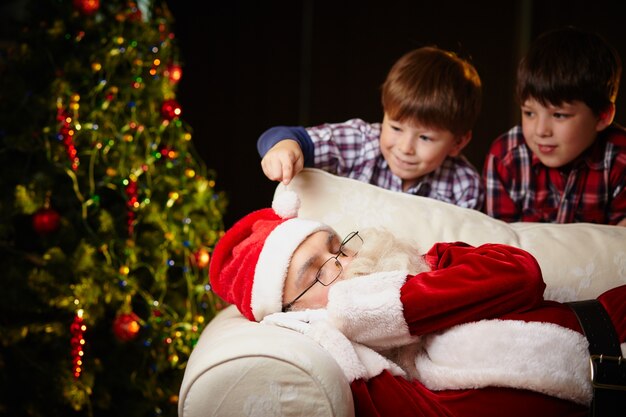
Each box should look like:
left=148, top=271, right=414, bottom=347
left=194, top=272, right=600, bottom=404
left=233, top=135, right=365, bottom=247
left=260, top=139, right=304, bottom=185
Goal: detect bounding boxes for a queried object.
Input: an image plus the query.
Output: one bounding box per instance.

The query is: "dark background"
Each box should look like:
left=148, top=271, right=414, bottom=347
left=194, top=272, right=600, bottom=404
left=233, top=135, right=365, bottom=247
left=2, top=0, right=625, bottom=228
left=165, top=0, right=626, bottom=228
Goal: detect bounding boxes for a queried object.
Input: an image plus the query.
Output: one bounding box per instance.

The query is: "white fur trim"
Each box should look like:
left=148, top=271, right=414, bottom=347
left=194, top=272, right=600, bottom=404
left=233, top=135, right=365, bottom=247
left=251, top=218, right=330, bottom=321
left=272, top=190, right=300, bottom=219
left=308, top=320, right=406, bottom=382
left=353, top=343, right=406, bottom=379
left=328, top=270, right=416, bottom=349
left=308, top=320, right=368, bottom=382
left=414, top=320, right=593, bottom=405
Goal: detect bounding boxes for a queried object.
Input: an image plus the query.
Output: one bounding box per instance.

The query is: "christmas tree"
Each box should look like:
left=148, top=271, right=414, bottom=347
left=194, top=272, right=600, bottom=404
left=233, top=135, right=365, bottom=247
left=0, top=1, right=227, bottom=416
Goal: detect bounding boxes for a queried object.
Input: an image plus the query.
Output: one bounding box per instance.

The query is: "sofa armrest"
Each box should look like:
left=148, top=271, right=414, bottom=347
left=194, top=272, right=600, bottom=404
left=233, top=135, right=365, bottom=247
left=178, top=305, right=355, bottom=417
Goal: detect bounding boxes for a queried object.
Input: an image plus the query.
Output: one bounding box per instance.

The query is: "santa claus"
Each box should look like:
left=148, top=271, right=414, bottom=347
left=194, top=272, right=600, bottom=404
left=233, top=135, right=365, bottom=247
left=209, top=191, right=626, bottom=417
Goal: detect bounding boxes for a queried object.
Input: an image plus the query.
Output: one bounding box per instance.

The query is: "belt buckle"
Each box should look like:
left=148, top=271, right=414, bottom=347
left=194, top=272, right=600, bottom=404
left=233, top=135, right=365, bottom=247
left=589, top=354, right=626, bottom=391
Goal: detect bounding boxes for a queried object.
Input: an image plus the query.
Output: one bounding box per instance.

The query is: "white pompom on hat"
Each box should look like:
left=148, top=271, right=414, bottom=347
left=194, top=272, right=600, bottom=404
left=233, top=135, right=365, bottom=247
left=209, top=191, right=332, bottom=321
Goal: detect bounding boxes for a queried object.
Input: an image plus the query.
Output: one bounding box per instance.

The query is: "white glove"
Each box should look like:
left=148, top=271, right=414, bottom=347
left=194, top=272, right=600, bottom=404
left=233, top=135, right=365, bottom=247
left=261, top=309, right=328, bottom=333
left=261, top=309, right=404, bottom=382
left=327, top=270, right=418, bottom=349
left=307, top=319, right=406, bottom=382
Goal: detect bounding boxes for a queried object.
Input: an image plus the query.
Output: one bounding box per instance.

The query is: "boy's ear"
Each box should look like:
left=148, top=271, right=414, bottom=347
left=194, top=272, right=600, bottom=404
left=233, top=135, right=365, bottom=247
left=596, top=103, right=616, bottom=132
left=449, top=131, right=472, bottom=157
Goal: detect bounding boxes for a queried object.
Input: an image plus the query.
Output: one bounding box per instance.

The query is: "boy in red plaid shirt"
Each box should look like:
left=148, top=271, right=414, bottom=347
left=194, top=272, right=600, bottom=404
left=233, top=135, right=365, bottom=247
left=483, top=27, right=626, bottom=225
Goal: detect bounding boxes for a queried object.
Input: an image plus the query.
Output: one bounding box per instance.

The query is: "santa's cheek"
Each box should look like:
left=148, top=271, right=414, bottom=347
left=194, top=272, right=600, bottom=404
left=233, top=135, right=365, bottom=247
left=310, top=287, right=331, bottom=308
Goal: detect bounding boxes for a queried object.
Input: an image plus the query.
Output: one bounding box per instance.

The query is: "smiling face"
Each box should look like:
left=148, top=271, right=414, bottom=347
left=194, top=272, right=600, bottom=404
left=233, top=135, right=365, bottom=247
left=379, top=114, right=470, bottom=191
left=520, top=99, right=612, bottom=168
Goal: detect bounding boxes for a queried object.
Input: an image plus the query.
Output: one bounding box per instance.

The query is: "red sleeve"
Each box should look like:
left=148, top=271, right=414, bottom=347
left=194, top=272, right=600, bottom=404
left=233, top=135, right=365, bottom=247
left=401, top=242, right=545, bottom=335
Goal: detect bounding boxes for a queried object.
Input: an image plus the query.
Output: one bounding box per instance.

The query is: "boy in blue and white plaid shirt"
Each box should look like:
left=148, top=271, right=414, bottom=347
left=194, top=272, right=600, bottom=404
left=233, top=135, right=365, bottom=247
left=257, top=46, right=484, bottom=209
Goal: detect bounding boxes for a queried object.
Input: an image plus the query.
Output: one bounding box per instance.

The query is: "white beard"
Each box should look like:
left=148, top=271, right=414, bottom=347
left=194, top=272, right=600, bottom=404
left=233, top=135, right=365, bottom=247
left=344, top=227, right=431, bottom=279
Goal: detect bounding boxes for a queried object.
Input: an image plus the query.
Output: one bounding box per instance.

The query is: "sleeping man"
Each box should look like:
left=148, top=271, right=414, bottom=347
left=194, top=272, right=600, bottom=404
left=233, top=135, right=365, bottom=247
left=209, top=191, right=626, bottom=417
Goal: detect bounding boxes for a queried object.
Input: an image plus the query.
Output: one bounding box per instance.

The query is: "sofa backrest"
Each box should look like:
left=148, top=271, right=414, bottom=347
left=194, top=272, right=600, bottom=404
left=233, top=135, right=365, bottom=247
left=275, top=168, right=626, bottom=302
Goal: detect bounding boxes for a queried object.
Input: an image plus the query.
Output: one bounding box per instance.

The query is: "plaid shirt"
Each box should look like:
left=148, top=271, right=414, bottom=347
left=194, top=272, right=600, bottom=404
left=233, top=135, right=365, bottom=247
left=483, top=124, right=626, bottom=224
left=258, top=118, right=484, bottom=209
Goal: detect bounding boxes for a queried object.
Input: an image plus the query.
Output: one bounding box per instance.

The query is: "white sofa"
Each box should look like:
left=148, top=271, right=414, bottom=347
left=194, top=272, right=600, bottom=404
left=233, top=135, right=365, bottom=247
left=178, top=168, right=626, bottom=417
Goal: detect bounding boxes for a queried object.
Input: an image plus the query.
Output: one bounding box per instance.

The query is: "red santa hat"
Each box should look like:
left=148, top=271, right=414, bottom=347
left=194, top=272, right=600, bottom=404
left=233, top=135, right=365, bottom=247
left=209, top=191, right=332, bottom=321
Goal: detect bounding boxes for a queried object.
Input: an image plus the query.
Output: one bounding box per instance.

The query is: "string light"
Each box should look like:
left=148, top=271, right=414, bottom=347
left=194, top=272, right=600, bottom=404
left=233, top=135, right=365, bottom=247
left=70, top=307, right=87, bottom=379
left=6, top=0, right=227, bottom=413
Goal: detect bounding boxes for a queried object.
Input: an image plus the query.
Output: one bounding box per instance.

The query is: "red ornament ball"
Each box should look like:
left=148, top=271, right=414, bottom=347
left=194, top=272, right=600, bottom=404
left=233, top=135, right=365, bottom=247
left=127, top=5, right=143, bottom=22
left=112, top=312, right=141, bottom=342
left=32, top=207, right=61, bottom=234
left=160, top=99, right=182, bottom=121
left=73, top=0, right=100, bottom=15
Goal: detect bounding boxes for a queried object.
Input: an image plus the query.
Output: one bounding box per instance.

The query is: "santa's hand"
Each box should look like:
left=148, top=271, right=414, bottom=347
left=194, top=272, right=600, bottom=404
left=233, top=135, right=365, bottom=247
left=307, top=320, right=405, bottom=382
left=262, top=309, right=403, bottom=382
left=261, top=309, right=328, bottom=334
left=261, top=310, right=368, bottom=380
left=291, top=308, right=328, bottom=323
left=327, top=270, right=417, bottom=349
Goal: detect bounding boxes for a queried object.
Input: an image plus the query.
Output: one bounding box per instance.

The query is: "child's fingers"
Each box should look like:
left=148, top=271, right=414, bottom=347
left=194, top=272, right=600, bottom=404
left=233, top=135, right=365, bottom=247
left=261, top=155, right=286, bottom=182
left=261, top=149, right=302, bottom=184
left=280, top=159, right=295, bottom=184
left=280, top=152, right=304, bottom=185
left=283, top=154, right=304, bottom=184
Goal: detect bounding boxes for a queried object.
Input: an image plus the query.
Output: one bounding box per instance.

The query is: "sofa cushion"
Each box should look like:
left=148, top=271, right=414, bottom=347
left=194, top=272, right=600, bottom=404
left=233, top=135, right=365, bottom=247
left=276, top=168, right=626, bottom=302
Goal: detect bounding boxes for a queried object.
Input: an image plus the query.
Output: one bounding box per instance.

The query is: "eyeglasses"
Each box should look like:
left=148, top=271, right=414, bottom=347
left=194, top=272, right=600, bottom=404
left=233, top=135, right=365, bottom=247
left=282, top=231, right=363, bottom=312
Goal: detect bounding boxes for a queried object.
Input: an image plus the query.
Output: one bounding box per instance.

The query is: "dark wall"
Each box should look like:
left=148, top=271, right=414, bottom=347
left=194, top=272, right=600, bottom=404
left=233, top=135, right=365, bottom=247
left=1, top=0, right=615, bottom=229
left=166, top=1, right=305, bottom=227
left=167, top=0, right=516, bottom=227
left=167, top=0, right=626, bottom=227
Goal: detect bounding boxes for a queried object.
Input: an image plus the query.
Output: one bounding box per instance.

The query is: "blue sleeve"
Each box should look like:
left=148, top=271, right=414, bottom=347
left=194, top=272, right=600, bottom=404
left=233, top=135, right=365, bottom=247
left=256, top=126, right=315, bottom=167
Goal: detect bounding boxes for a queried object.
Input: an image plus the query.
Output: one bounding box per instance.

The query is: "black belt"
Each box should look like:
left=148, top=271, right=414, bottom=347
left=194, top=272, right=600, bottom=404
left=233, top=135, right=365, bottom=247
left=567, top=300, right=626, bottom=417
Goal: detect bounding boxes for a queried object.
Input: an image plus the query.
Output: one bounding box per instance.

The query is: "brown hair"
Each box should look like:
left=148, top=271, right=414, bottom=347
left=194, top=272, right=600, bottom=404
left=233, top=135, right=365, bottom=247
left=381, top=46, right=482, bottom=136
left=517, top=27, right=622, bottom=115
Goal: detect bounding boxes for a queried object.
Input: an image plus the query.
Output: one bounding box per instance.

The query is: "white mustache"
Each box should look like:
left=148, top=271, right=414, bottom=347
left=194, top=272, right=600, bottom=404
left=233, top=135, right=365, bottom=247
left=344, top=228, right=430, bottom=279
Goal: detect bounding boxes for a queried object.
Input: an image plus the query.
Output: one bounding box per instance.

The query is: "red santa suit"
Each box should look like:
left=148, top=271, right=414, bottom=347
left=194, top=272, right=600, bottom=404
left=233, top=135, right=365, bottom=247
left=208, top=192, right=625, bottom=417
left=315, top=242, right=626, bottom=417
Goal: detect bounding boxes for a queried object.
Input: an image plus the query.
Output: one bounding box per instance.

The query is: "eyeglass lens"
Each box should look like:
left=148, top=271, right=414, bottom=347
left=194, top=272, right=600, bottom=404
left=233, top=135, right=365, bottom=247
left=282, top=231, right=362, bottom=312
left=316, top=232, right=362, bottom=285
left=339, top=231, right=362, bottom=257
